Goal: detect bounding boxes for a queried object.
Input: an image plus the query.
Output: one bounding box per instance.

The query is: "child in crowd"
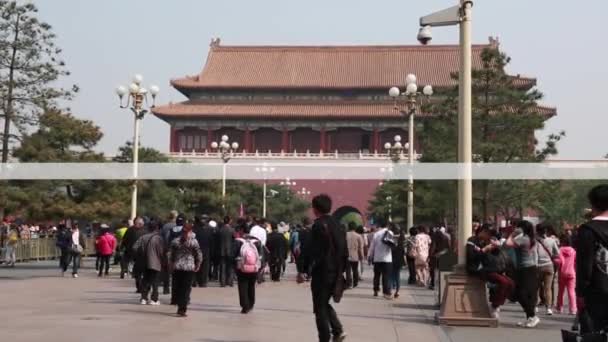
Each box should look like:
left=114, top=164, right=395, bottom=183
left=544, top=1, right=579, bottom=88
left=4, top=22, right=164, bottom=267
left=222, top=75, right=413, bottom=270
left=556, top=235, right=577, bottom=315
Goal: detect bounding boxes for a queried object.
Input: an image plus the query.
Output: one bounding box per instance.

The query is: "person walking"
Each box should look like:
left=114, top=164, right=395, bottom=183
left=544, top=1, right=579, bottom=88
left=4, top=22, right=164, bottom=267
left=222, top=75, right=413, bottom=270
left=121, top=218, right=145, bottom=281
left=267, top=222, right=287, bottom=282
left=405, top=227, right=419, bottom=285
left=368, top=219, right=394, bottom=299
left=556, top=234, right=577, bottom=315
left=390, top=225, right=406, bottom=298
left=234, top=227, right=262, bottom=314
left=95, top=224, right=116, bottom=277
left=134, top=219, right=165, bottom=306
left=160, top=211, right=178, bottom=293
left=429, top=226, right=451, bottom=291
left=168, top=222, right=202, bottom=317
left=218, top=216, right=235, bottom=287
left=193, top=215, right=213, bottom=287
left=297, top=194, right=347, bottom=342
left=250, top=218, right=268, bottom=284
left=413, top=226, right=432, bottom=287
left=505, top=220, right=541, bottom=328
left=68, top=223, right=86, bottom=278
left=345, top=222, right=364, bottom=288
left=297, top=218, right=313, bottom=281
left=113, top=220, right=128, bottom=266
left=56, top=224, right=72, bottom=276
left=3, top=225, right=19, bottom=267
left=576, top=185, right=608, bottom=334
left=535, top=223, right=560, bottom=316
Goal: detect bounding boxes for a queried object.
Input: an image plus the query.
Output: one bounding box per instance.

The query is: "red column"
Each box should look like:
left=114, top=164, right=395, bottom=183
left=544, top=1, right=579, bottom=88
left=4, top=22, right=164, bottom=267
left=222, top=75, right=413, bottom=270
left=244, top=128, right=252, bottom=152
left=372, top=128, right=379, bottom=153
left=320, top=128, right=326, bottom=153
left=207, top=128, right=214, bottom=149
left=170, top=126, right=178, bottom=152
left=281, top=128, right=289, bottom=153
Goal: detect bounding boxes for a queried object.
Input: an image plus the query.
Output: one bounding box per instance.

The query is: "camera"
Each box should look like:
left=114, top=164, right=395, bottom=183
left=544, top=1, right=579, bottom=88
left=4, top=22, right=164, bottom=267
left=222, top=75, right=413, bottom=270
left=417, top=26, right=432, bottom=45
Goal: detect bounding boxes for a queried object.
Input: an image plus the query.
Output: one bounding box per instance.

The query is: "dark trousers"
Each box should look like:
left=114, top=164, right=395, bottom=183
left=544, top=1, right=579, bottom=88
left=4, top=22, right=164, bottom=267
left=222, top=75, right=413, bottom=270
left=60, top=248, right=70, bottom=272
left=429, top=255, right=438, bottom=287
left=311, top=275, right=343, bottom=342
left=516, top=266, right=539, bottom=318
left=237, top=271, right=257, bottom=310
left=345, top=261, right=360, bottom=288
left=69, top=252, right=81, bottom=275
left=483, top=272, right=515, bottom=308
left=390, top=266, right=401, bottom=294
left=98, top=255, right=110, bottom=276
left=270, top=258, right=282, bottom=281
left=133, top=264, right=143, bottom=293
left=95, top=254, right=100, bottom=270
left=141, top=269, right=159, bottom=302
left=173, top=270, right=194, bottom=313
left=406, top=256, right=416, bottom=284
left=219, top=256, right=233, bottom=287
left=581, top=294, right=608, bottom=334
left=120, top=253, right=131, bottom=277
left=373, top=262, right=392, bottom=295
left=160, top=268, right=170, bottom=293
left=210, top=256, right=220, bottom=281
left=194, top=256, right=210, bottom=287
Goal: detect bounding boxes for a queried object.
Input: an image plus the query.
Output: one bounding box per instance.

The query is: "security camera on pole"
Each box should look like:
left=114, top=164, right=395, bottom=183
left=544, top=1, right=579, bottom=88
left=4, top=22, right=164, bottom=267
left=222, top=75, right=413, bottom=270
left=115, top=75, right=160, bottom=220
left=417, top=1, right=496, bottom=327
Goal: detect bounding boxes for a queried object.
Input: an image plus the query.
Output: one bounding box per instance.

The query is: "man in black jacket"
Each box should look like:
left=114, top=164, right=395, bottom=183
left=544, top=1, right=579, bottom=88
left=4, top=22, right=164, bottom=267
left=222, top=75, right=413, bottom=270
left=193, top=215, right=213, bottom=287
left=121, top=217, right=145, bottom=290
left=267, top=222, right=287, bottom=282
left=297, top=194, right=347, bottom=342
left=218, top=216, right=235, bottom=287
left=576, top=184, right=608, bottom=333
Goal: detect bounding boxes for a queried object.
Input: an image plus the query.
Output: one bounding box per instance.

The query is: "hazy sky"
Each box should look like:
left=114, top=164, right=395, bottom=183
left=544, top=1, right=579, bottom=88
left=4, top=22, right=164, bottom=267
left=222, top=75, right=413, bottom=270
left=32, top=0, right=607, bottom=160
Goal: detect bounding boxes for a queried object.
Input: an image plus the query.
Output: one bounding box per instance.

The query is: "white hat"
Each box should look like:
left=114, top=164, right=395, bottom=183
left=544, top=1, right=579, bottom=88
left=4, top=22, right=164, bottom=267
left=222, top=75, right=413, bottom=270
left=209, top=220, right=217, bottom=228
left=100, top=223, right=110, bottom=229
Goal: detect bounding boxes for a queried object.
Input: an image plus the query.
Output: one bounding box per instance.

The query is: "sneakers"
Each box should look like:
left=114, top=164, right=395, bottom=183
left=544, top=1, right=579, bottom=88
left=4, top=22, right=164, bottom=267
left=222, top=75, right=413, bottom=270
left=72, top=274, right=78, bottom=278
left=383, top=294, right=393, bottom=300
left=490, top=307, right=500, bottom=319
left=333, top=332, right=347, bottom=342
left=148, top=300, right=161, bottom=306
left=546, top=308, right=553, bottom=316
left=394, top=293, right=400, bottom=299
left=525, top=316, right=540, bottom=328
left=140, top=299, right=148, bottom=305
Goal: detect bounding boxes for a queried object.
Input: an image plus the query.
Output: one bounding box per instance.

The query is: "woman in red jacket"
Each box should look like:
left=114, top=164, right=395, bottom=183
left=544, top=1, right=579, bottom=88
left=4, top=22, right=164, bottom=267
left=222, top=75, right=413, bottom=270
left=96, top=224, right=117, bottom=277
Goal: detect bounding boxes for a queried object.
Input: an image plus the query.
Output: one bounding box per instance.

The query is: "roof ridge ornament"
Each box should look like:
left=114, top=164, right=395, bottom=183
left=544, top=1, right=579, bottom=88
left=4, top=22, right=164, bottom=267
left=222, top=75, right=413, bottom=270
left=488, top=36, right=500, bottom=49
left=210, top=37, right=221, bottom=48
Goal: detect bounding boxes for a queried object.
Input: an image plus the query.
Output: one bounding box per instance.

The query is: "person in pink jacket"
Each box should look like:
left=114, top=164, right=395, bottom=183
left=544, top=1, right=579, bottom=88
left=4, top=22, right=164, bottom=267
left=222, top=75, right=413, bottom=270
left=556, top=235, right=577, bottom=314
left=96, top=224, right=117, bottom=277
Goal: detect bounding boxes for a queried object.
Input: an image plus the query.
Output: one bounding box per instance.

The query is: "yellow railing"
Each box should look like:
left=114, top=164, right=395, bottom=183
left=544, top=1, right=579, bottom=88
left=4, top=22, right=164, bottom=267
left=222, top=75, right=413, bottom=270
left=11, top=237, right=97, bottom=262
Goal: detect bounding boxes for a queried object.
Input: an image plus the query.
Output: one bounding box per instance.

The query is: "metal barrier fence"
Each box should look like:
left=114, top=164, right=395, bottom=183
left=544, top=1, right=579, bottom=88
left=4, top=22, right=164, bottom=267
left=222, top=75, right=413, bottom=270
left=10, top=237, right=97, bottom=263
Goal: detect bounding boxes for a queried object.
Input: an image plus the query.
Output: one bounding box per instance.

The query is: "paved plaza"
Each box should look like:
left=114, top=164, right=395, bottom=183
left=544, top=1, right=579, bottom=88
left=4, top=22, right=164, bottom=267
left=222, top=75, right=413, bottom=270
left=0, top=260, right=571, bottom=342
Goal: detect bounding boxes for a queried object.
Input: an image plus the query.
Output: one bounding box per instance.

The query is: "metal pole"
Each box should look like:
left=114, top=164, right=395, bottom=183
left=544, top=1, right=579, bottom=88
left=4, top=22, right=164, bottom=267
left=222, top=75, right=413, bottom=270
left=457, top=0, right=473, bottom=265
left=408, top=111, right=415, bottom=229
left=222, top=161, right=227, bottom=198
left=263, top=180, right=267, bottom=218
left=130, top=110, right=140, bottom=220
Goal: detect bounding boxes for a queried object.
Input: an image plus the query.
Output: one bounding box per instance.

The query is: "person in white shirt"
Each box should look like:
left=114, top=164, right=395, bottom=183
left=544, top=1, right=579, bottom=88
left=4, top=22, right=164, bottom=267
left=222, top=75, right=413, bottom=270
left=368, top=219, right=394, bottom=299
left=249, top=218, right=268, bottom=283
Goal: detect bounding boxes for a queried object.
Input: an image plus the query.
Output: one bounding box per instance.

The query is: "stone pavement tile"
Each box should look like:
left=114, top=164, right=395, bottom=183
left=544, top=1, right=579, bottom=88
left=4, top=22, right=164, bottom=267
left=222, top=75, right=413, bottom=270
left=0, top=263, right=443, bottom=342
left=405, top=284, right=570, bottom=342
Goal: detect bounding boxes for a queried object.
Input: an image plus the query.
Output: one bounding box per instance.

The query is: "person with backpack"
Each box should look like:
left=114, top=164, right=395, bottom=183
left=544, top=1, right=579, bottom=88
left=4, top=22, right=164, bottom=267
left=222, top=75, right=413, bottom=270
left=368, top=218, right=395, bottom=299
left=233, top=226, right=262, bottom=314
left=168, top=222, right=202, bottom=317
left=576, top=184, right=608, bottom=334
left=120, top=217, right=145, bottom=281
left=133, top=219, right=165, bottom=306
left=55, top=224, right=72, bottom=276
left=95, top=224, right=116, bottom=277
left=297, top=194, right=348, bottom=342
left=505, top=220, right=541, bottom=328
left=466, top=224, right=514, bottom=319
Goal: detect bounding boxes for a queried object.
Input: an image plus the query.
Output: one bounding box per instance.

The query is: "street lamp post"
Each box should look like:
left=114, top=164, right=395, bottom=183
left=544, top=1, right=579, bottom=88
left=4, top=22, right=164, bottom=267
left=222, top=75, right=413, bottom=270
left=280, top=178, right=296, bottom=188
left=386, top=196, right=393, bottom=223
left=297, top=187, right=311, bottom=198
left=418, top=1, right=492, bottom=327
left=255, top=164, right=275, bottom=218
left=388, top=75, right=433, bottom=230
left=211, top=135, right=239, bottom=210
left=115, top=75, right=160, bottom=220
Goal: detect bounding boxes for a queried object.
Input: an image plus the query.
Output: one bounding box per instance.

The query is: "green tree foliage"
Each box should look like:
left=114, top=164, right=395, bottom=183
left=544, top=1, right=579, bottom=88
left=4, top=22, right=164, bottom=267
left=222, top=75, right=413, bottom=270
left=370, top=47, right=563, bottom=224
left=0, top=1, right=77, bottom=162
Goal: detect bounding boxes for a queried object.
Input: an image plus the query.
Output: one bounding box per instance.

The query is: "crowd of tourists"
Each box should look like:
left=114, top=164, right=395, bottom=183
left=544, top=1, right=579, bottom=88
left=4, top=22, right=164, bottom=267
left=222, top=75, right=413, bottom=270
left=3, top=185, right=608, bottom=340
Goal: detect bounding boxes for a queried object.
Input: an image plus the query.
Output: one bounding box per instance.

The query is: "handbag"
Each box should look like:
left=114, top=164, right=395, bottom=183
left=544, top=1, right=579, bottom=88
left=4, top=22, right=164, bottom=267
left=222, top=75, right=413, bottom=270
left=561, top=329, right=606, bottom=342
left=70, top=243, right=83, bottom=254
left=381, top=230, right=396, bottom=247
left=538, top=239, right=560, bottom=267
